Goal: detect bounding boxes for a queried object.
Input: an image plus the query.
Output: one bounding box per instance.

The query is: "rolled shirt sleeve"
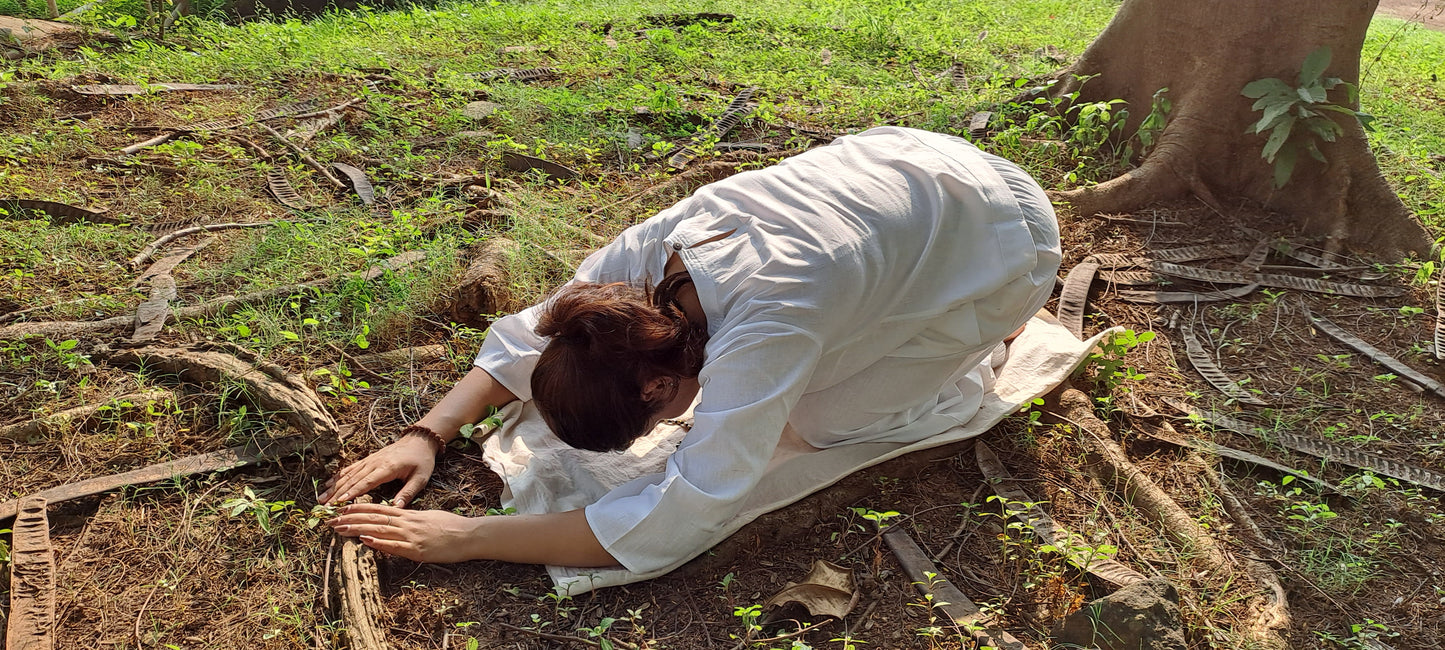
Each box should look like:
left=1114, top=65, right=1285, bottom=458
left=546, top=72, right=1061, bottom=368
left=584, top=324, right=822, bottom=574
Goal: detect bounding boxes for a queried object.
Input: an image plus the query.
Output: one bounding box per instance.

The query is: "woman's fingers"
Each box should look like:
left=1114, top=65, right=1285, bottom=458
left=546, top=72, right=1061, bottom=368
left=360, top=535, right=416, bottom=560
left=338, top=503, right=406, bottom=517
left=330, top=466, right=395, bottom=504
left=332, top=523, right=401, bottom=538
left=393, top=469, right=433, bottom=509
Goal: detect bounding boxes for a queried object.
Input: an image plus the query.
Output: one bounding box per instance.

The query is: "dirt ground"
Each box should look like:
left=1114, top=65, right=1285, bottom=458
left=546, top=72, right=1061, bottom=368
left=1378, top=0, right=1445, bottom=31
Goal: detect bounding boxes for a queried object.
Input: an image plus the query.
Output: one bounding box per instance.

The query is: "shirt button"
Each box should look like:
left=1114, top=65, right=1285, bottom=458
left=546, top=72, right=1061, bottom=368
left=672, top=243, right=683, bottom=251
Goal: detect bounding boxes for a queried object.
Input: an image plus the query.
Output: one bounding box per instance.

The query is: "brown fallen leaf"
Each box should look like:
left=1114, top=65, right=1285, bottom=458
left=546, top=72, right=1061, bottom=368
left=763, top=559, right=857, bottom=619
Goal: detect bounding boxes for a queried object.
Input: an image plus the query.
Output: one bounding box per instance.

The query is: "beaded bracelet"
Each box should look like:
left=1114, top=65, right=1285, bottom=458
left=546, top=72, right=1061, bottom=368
left=401, top=424, right=448, bottom=455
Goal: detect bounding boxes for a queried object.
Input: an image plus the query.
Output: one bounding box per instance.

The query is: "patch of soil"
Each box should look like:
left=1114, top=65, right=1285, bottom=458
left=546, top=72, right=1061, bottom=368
left=1377, top=0, right=1445, bottom=31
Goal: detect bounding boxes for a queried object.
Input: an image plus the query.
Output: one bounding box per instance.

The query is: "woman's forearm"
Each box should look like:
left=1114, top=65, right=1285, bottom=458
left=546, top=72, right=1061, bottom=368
left=469, top=509, right=618, bottom=567
left=417, top=366, right=519, bottom=441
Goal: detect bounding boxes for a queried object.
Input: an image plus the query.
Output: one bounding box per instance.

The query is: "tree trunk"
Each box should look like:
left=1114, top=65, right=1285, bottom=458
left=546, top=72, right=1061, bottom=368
left=1048, top=0, right=1434, bottom=259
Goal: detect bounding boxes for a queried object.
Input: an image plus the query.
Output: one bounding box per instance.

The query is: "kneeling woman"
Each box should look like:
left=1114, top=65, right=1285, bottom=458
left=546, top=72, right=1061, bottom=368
left=323, top=126, right=1061, bottom=574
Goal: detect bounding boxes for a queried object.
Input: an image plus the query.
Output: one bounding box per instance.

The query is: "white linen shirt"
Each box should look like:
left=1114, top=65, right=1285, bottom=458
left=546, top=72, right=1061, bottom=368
left=474, top=126, right=1061, bottom=573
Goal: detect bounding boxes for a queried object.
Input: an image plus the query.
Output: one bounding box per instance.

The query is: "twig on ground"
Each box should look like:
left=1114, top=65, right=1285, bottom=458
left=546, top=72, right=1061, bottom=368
left=257, top=122, right=346, bottom=189
left=131, top=221, right=277, bottom=269
left=121, top=131, right=178, bottom=155
left=290, top=97, right=365, bottom=120
left=726, top=620, right=831, bottom=650
left=326, top=342, right=388, bottom=384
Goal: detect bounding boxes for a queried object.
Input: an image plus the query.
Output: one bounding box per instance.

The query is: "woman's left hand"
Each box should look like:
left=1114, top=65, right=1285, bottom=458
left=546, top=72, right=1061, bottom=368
left=326, top=503, right=482, bottom=563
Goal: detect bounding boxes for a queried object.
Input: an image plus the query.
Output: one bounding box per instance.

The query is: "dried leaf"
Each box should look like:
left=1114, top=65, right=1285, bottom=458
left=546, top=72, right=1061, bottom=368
left=6, top=497, right=55, bottom=649
left=1152, top=241, right=1260, bottom=263
left=967, top=111, right=991, bottom=139
left=1181, top=320, right=1268, bottom=405
left=130, top=283, right=173, bottom=343
left=880, top=526, right=1027, bottom=650
left=1088, top=252, right=1145, bottom=269
left=1135, top=421, right=1338, bottom=492
left=942, top=62, right=969, bottom=89
left=71, top=83, right=247, bottom=95
left=1119, top=284, right=1258, bottom=304
left=976, top=442, right=1146, bottom=587
left=1435, top=279, right=1444, bottom=361
left=179, top=99, right=321, bottom=132
left=331, top=162, right=376, bottom=205
left=501, top=152, right=580, bottom=181
left=1099, top=270, right=1164, bottom=285
left=466, top=67, right=557, bottom=83
left=763, top=559, right=856, bottom=619
left=1146, top=260, right=1404, bottom=298
left=1057, top=257, right=1100, bottom=339
left=133, top=236, right=214, bottom=288
left=266, top=168, right=310, bottom=210
left=1165, top=398, right=1445, bottom=493
left=1302, top=305, right=1445, bottom=399
left=1270, top=240, right=1389, bottom=281
left=1239, top=239, right=1272, bottom=272
left=1, top=198, right=117, bottom=225
left=668, top=86, right=756, bottom=170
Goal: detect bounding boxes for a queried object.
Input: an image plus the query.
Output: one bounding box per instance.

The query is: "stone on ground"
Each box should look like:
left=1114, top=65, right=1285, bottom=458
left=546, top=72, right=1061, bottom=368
left=1051, top=577, right=1186, bottom=650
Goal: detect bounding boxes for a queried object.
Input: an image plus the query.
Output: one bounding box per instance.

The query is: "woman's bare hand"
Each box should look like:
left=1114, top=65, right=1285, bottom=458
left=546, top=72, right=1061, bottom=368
left=326, top=503, right=482, bottom=563
left=319, top=434, right=438, bottom=508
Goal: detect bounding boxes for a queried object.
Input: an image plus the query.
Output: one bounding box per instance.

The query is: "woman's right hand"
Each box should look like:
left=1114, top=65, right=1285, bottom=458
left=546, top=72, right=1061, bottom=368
left=320, top=433, right=439, bottom=509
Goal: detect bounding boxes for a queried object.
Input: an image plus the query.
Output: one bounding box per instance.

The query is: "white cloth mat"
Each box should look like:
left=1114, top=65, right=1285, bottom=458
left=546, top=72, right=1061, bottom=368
left=480, top=316, right=1114, bottom=595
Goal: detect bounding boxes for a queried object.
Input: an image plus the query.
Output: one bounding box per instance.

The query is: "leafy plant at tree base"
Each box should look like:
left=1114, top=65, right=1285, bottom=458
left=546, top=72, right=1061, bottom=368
left=1242, top=46, right=1373, bottom=188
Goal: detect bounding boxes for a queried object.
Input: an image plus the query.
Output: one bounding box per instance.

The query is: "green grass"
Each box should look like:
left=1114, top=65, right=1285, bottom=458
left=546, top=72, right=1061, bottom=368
left=1362, top=16, right=1445, bottom=234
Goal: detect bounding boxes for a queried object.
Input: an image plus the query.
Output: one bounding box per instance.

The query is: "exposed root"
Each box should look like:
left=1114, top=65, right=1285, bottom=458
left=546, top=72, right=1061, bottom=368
left=0, top=388, right=173, bottom=443
left=0, top=251, right=425, bottom=340
left=1200, top=462, right=1292, bottom=645
left=1049, top=386, right=1290, bottom=649
left=1048, top=147, right=1189, bottom=218
left=1050, top=387, right=1229, bottom=568
left=6, top=497, right=56, bottom=649
left=352, top=344, right=450, bottom=368
left=333, top=496, right=391, bottom=650
left=450, top=238, right=521, bottom=328
left=93, top=345, right=341, bottom=455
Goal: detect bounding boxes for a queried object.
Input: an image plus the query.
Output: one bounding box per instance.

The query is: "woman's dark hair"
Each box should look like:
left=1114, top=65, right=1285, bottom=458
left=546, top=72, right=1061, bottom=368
left=530, top=276, right=708, bottom=452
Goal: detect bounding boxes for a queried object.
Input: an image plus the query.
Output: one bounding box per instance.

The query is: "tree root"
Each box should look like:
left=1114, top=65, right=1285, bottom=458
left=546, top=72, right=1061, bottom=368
left=352, top=344, right=451, bottom=369
left=1047, top=386, right=1290, bottom=649
left=131, top=222, right=274, bottom=269
left=0, top=388, right=173, bottom=443
left=5, top=497, right=55, bottom=650
left=0, top=251, right=425, bottom=340
left=93, top=345, right=341, bottom=455
left=1048, top=143, right=1190, bottom=218
left=333, top=496, right=391, bottom=650
left=449, top=238, right=520, bottom=328
left=1200, top=462, right=1292, bottom=645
